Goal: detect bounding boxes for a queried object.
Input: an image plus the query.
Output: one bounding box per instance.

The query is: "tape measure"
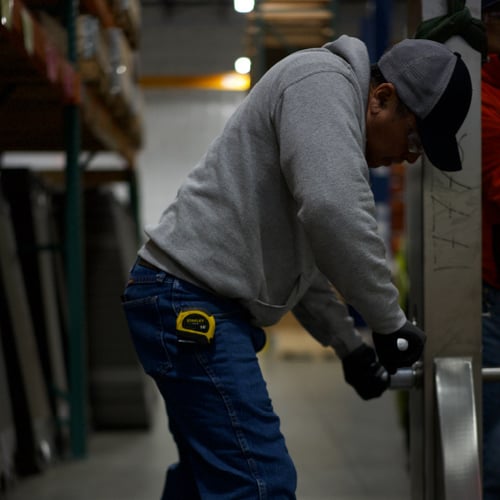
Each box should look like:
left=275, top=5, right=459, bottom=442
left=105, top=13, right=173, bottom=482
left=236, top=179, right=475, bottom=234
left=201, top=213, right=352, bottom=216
left=176, top=310, right=215, bottom=344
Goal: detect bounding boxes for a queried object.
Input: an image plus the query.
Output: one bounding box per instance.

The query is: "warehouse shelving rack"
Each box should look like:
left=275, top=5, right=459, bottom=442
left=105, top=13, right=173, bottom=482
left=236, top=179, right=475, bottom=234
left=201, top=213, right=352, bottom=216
left=0, top=0, right=142, bottom=458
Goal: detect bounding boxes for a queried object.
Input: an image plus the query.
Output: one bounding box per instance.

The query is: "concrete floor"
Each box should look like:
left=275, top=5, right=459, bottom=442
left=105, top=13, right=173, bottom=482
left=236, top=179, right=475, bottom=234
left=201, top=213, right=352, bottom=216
left=7, top=329, right=411, bottom=500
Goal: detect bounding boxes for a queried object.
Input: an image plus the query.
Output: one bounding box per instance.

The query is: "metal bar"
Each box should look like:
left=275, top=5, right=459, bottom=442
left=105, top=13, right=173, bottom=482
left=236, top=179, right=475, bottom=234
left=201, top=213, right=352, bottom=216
left=482, top=367, right=500, bottom=382
left=65, top=0, right=87, bottom=459
left=389, top=365, right=500, bottom=390
left=127, top=169, right=142, bottom=245
left=388, top=363, right=423, bottom=390
left=434, top=358, right=482, bottom=500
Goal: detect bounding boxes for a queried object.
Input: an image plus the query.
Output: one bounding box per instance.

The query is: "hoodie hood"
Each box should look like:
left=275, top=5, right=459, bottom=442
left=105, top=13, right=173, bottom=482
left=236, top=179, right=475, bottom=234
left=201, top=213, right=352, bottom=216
left=323, top=35, right=372, bottom=111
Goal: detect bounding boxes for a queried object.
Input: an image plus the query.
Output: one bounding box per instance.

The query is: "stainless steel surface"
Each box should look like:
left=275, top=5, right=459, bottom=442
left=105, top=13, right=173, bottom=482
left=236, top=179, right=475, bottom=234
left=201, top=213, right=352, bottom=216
left=405, top=1, right=482, bottom=498
left=435, top=358, right=482, bottom=500
left=388, top=363, right=423, bottom=390
left=482, top=367, right=500, bottom=382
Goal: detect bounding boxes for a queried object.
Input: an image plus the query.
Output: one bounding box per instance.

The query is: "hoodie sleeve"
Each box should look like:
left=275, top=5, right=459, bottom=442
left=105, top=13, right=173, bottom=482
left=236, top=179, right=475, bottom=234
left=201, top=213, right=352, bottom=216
left=292, top=270, right=363, bottom=358
left=274, top=65, right=406, bottom=335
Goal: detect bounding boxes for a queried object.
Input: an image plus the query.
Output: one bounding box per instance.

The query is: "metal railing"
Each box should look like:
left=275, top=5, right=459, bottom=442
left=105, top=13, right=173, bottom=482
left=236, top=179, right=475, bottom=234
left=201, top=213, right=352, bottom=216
left=387, top=359, right=500, bottom=500
left=387, top=363, right=500, bottom=390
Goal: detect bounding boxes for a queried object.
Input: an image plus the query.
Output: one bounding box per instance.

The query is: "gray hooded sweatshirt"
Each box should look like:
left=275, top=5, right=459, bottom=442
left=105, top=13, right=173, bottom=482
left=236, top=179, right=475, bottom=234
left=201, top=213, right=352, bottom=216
left=139, top=35, right=407, bottom=358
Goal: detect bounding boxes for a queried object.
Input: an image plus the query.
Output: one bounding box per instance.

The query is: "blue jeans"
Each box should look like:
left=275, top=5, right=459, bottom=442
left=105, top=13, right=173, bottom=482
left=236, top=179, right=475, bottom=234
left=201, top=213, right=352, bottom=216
left=122, top=260, right=297, bottom=499
left=483, top=283, right=500, bottom=500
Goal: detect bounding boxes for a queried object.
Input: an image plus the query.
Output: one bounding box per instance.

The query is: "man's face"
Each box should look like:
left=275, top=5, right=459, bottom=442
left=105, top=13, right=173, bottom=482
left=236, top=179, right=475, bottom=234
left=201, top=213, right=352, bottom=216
left=365, top=83, right=422, bottom=168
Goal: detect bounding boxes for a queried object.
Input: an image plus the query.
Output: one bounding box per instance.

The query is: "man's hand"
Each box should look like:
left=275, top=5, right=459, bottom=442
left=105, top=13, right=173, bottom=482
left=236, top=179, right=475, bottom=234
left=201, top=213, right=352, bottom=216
left=372, top=321, right=426, bottom=375
left=341, top=344, right=388, bottom=400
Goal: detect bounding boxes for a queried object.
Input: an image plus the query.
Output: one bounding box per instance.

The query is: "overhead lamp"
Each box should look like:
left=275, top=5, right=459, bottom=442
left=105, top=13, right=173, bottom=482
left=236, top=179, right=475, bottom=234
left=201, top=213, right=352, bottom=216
left=234, top=57, right=251, bottom=75
left=234, top=0, right=254, bottom=13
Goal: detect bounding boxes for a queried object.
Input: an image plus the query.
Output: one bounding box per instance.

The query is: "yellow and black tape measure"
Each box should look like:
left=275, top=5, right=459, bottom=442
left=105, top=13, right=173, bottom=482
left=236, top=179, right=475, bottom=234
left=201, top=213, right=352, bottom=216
left=176, top=310, right=215, bottom=344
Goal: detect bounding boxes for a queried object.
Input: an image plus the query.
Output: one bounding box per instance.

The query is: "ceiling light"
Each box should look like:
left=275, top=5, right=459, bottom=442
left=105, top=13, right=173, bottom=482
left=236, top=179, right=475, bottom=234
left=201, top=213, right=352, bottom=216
left=234, top=0, right=254, bottom=13
left=234, top=57, right=251, bottom=75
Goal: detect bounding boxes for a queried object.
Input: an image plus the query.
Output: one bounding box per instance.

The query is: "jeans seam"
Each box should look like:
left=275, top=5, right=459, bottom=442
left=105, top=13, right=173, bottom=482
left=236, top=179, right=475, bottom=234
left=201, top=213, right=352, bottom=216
left=196, top=351, right=267, bottom=500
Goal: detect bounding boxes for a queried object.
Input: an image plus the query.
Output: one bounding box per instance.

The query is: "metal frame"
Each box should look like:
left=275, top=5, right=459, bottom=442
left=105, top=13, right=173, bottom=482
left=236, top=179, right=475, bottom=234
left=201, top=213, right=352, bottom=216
left=405, top=1, right=483, bottom=498
left=389, top=358, right=500, bottom=500
left=435, top=358, right=482, bottom=500
left=65, top=0, right=87, bottom=458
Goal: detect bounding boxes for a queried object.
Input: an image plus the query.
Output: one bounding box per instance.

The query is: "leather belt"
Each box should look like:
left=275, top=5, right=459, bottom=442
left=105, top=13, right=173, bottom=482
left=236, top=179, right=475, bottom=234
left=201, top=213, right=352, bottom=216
left=137, top=256, right=161, bottom=271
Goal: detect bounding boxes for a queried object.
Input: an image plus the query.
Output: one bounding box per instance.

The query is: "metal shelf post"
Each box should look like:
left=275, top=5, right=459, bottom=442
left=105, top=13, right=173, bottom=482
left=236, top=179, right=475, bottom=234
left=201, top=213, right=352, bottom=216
left=65, top=0, right=87, bottom=459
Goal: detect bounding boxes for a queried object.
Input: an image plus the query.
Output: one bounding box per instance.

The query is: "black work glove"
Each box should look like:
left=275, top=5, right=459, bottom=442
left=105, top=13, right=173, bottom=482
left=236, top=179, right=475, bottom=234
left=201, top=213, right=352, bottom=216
left=342, top=344, right=389, bottom=400
left=372, top=321, right=426, bottom=375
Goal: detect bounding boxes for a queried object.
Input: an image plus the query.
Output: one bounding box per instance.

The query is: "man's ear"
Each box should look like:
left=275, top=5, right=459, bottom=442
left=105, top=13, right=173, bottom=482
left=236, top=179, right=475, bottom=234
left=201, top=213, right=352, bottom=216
left=369, top=82, right=396, bottom=112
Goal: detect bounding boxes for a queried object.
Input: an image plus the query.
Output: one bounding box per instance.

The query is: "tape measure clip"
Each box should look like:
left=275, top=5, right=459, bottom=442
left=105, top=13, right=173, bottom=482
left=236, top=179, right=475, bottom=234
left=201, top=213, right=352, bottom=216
left=176, top=309, right=215, bottom=345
